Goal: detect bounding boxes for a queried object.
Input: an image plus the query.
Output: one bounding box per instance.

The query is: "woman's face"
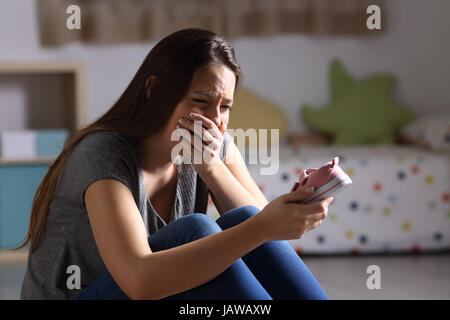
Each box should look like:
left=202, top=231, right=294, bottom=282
left=163, top=63, right=236, bottom=141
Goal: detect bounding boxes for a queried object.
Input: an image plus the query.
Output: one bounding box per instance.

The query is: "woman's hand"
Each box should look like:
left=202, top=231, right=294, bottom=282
left=250, top=187, right=333, bottom=242
left=176, top=112, right=226, bottom=175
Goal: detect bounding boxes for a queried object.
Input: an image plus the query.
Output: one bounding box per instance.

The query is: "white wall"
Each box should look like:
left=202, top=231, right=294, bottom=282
left=0, top=0, right=449, bottom=132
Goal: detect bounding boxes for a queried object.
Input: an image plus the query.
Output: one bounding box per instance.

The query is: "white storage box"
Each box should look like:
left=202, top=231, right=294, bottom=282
left=0, top=130, right=37, bottom=159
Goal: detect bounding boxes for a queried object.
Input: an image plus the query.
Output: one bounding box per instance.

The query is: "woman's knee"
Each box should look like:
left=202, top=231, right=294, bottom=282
left=148, top=214, right=221, bottom=251
left=228, top=205, right=261, bottom=220
left=179, top=213, right=222, bottom=240
left=216, top=205, right=261, bottom=230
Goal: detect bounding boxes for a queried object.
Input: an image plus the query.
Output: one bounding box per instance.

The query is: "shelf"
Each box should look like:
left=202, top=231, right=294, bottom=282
left=0, top=61, right=84, bottom=73
left=0, top=60, right=87, bottom=131
left=0, top=249, right=29, bottom=264
left=0, top=62, right=79, bottom=249
left=0, top=157, right=55, bottom=166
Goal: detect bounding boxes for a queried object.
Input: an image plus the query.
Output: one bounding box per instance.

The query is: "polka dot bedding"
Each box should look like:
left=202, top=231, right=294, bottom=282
left=207, top=145, right=450, bottom=254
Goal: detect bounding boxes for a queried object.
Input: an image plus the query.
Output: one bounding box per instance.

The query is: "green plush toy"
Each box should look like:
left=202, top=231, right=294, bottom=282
left=301, top=59, right=415, bottom=145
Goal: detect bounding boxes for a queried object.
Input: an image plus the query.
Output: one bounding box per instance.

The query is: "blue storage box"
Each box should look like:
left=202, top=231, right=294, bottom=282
left=0, top=164, right=50, bottom=249
left=36, top=129, right=69, bottom=157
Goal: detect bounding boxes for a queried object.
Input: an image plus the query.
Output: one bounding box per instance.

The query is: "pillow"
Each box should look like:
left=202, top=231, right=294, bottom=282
left=301, top=59, right=415, bottom=145
left=227, top=87, right=289, bottom=147
left=399, top=114, right=450, bottom=151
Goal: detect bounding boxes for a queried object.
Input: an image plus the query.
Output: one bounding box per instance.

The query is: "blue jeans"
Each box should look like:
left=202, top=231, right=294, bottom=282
left=74, top=205, right=329, bottom=300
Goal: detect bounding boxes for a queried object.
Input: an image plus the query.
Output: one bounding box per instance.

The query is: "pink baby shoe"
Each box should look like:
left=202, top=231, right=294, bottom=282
left=290, top=157, right=352, bottom=204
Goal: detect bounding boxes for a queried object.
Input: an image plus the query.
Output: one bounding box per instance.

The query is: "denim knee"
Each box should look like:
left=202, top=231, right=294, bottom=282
left=179, top=213, right=222, bottom=241
left=230, top=205, right=261, bottom=220
left=216, top=205, right=261, bottom=231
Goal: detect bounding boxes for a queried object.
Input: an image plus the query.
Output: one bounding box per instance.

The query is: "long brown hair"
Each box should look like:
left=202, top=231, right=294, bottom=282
left=16, top=28, right=241, bottom=253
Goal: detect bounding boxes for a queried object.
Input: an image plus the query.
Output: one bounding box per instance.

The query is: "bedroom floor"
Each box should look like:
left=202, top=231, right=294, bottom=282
left=302, top=252, right=450, bottom=299
left=1, top=250, right=449, bottom=300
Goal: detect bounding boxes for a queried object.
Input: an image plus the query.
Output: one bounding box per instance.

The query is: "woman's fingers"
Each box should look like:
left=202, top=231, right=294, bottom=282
left=301, top=197, right=333, bottom=216
left=188, top=112, right=222, bottom=139
left=179, top=133, right=203, bottom=161
left=283, top=187, right=316, bottom=203
left=305, top=220, right=322, bottom=232
left=290, top=198, right=331, bottom=236
left=179, top=118, right=216, bottom=143
left=177, top=128, right=221, bottom=164
left=187, top=129, right=220, bottom=154
left=307, top=211, right=327, bottom=223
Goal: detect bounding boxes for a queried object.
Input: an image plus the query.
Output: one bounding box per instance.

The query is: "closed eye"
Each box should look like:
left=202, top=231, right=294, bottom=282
left=192, top=98, right=207, bottom=104
left=192, top=98, right=232, bottom=110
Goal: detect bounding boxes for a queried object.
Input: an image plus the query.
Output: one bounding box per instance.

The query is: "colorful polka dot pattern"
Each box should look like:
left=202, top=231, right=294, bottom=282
left=400, top=114, right=450, bottom=151
left=221, top=146, right=450, bottom=254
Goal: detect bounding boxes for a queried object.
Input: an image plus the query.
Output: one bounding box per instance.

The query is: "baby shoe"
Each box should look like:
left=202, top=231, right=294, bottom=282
left=290, top=157, right=352, bottom=204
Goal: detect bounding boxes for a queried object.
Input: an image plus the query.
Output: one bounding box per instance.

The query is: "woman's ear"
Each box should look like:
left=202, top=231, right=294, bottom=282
left=145, top=75, right=159, bottom=98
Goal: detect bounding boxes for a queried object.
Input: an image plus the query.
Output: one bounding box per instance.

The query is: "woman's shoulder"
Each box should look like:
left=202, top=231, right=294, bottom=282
left=61, top=130, right=141, bottom=203
left=77, top=130, right=136, bottom=150
left=71, top=131, right=138, bottom=159
left=66, top=130, right=140, bottom=174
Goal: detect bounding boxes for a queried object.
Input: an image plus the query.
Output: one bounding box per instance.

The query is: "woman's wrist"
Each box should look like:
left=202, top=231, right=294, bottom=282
left=195, top=159, right=226, bottom=183
left=240, top=210, right=271, bottom=244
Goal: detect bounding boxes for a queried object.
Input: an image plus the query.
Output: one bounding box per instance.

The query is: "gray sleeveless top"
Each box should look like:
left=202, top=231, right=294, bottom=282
left=20, top=130, right=233, bottom=299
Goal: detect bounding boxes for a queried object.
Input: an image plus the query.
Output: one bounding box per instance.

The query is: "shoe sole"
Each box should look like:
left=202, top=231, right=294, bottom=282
left=300, top=173, right=353, bottom=204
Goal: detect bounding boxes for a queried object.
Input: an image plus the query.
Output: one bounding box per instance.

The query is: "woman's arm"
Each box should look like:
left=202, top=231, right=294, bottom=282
left=85, top=179, right=268, bottom=300
left=223, top=142, right=269, bottom=208
left=201, top=141, right=269, bottom=215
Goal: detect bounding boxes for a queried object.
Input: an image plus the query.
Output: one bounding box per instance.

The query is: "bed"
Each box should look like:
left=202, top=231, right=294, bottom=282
left=207, top=144, right=450, bottom=254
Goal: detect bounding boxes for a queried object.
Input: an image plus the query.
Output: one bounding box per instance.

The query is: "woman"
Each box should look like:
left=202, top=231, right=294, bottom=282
left=19, top=28, right=331, bottom=300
